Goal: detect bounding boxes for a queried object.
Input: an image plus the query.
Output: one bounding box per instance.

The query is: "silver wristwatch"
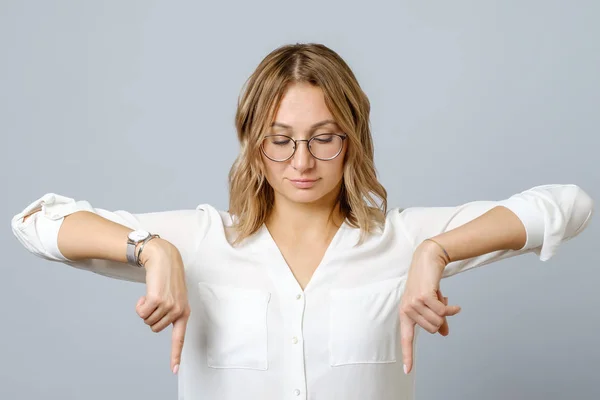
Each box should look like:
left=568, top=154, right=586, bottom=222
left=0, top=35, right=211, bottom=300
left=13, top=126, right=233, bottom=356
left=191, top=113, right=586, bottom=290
left=126, top=230, right=159, bottom=267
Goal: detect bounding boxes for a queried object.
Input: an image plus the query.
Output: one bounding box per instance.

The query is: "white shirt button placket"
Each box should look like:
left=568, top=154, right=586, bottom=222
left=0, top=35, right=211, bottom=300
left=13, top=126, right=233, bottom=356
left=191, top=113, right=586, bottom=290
left=288, top=292, right=307, bottom=399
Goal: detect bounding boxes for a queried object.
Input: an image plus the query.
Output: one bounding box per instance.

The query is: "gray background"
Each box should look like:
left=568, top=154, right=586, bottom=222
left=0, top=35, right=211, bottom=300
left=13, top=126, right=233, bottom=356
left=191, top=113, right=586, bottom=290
left=1, top=1, right=598, bottom=399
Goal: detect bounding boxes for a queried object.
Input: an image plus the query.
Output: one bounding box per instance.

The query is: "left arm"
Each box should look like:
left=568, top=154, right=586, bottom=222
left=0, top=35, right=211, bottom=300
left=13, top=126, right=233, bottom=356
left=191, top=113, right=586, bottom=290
left=399, top=183, right=594, bottom=277
left=424, top=205, right=528, bottom=267
left=398, top=184, right=594, bottom=374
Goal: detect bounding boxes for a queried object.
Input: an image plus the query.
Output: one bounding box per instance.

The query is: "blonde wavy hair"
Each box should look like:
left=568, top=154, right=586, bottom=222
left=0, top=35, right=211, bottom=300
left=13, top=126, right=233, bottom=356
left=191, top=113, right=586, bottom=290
left=228, top=43, right=387, bottom=245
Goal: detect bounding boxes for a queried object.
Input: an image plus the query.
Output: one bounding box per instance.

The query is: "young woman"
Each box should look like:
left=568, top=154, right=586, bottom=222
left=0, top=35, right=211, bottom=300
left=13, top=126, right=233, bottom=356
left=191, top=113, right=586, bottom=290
left=11, top=43, right=594, bottom=400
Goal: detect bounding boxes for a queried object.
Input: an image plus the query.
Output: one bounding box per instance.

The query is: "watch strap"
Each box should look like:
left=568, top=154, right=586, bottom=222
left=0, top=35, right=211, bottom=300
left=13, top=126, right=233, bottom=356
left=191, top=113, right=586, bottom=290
left=126, top=238, right=138, bottom=266
left=135, top=234, right=160, bottom=267
left=126, top=231, right=151, bottom=267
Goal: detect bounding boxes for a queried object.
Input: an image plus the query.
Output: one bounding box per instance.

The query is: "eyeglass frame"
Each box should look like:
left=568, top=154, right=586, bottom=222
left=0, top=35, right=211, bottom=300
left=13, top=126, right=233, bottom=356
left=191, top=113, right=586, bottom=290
left=260, top=133, right=348, bottom=162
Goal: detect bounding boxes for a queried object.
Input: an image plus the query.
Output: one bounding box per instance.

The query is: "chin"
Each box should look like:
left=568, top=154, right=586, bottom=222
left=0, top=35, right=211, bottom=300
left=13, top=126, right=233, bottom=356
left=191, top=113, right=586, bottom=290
left=282, top=189, right=328, bottom=204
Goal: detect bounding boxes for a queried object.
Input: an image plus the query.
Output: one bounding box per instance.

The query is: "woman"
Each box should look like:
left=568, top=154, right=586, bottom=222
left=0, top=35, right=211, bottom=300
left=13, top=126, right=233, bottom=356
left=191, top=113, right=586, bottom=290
left=11, top=43, right=594, bottom=400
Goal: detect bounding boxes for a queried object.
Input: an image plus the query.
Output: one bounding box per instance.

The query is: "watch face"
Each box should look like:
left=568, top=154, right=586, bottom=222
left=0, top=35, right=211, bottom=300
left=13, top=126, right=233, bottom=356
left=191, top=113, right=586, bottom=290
left=128, top=230, right=150, bottom=242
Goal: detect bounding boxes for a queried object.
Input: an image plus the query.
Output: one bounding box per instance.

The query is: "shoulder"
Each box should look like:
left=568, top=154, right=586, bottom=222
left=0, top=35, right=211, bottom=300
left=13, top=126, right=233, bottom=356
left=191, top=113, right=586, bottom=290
left=383, top=205, right=454, bottom=248
left=384, top=206, right=419, bottom=227
left=194, top=203, right=234, bottom=226
left=194, top=203, right=241, bottom=243
left=385, top=205, right=458, bottom=227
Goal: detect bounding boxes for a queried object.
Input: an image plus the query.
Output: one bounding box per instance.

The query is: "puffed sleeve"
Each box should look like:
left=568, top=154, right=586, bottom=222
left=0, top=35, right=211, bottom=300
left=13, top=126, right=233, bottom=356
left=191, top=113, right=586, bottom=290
left=395, top=184, right=594, bottom=278
left=10, top=193, right=210, bottom=283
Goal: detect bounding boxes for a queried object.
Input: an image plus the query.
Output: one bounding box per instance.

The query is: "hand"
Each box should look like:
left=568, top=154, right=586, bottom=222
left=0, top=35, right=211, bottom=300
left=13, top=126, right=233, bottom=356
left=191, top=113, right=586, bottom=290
left=399, top=240, right=462, bottom=375
left=134, top=238, right=190, bottom=375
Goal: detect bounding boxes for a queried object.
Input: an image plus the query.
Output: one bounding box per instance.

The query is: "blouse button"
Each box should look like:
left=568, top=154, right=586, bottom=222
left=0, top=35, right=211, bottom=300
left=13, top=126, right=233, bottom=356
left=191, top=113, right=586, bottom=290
left=293, top=389, right=301, bottom=396
left=296, top=294, right=302, bottom=300
left=292, top=336, right=298, bottom=344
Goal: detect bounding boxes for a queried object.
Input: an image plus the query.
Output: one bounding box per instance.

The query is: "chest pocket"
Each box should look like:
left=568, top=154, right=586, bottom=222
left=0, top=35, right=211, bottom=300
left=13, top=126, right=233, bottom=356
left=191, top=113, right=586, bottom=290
left=329, top=277, right=406, bottom=366
left=198, top=282, right=271, bottom=370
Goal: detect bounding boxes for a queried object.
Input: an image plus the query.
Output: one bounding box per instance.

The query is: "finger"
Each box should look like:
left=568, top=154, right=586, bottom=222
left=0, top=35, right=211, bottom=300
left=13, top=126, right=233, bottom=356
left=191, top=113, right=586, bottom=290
left=438, top=316, right=449, bottom=336
left=136, top=295, right=159, bottom=320
left=424, top=294, right=449, bottom=317
left=435, top=292, right=448, bottom=335
left=399, top=313, right=415, bottom=374
left=437, top=302, right=461, bottom=335
left=151, top=310, right=174, bottom=333
left=426, top=293, right=462, bottom=318
left=436, top=292, right=449, bottom=335
left=135, top=296, right=146, bottom=317
left=445, top=304, right=462, bottom=316
left=406, top=299, right=444, bottom=332
left=171, top=313, right=189, bottom=374
left=406, top=308, right=442, bottom=333
left=145, top=304, right=170, bottom=327
left=144, top=303, right=173, bottom=326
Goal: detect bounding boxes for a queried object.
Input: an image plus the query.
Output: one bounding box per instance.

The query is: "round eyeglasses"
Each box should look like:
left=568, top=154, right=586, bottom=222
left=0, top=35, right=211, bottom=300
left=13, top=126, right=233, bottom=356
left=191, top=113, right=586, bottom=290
left=261, top=133, right=347, bottom=162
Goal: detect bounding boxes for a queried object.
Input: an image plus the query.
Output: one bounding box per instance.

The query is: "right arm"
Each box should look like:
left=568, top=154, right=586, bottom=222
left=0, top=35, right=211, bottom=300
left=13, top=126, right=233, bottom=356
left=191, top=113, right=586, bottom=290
left=11, top=193, right=209, bottom=374
left=11, top=193, right=208, bottom=282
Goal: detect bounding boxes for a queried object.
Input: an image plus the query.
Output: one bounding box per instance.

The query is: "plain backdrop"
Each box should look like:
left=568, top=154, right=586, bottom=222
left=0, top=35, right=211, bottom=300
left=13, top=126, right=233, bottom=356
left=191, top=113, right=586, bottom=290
left=1, top=1, right=598, bottom=399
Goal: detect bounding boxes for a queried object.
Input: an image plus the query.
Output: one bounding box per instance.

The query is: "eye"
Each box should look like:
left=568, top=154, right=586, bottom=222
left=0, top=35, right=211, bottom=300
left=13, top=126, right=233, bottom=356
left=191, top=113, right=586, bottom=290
left=266, top=135, right=291, bottom=145
left=313, top=134, right=335, bottom=143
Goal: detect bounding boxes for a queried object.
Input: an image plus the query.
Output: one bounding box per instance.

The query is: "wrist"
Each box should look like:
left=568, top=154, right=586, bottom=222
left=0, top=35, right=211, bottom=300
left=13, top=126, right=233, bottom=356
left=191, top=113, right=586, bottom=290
left=136, top=237, right=174, bottom=267
left=416, top=239, right=450, bottom=269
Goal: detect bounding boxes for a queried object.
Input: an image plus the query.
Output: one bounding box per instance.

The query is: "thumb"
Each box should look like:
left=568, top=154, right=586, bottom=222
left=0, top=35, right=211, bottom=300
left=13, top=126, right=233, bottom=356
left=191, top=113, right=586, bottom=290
left=444, top=304, right=462, bottom=316
left=400, top=313, right=415, bottom=375
left=171, top=313, right=188, bottom=374
left=437, top=289, right=461, bottom=316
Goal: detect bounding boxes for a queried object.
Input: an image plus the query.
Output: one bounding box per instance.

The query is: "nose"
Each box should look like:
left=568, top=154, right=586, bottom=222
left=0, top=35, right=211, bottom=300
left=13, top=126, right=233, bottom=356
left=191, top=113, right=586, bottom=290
left=290, top=140, right=315, bottom=173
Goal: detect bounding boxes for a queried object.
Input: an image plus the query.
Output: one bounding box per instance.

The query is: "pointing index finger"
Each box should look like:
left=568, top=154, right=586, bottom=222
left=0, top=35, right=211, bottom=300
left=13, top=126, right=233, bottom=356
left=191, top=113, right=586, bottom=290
left=400, top=313, right=416, bottom=374
left=171, top=313, right=188, bottom=374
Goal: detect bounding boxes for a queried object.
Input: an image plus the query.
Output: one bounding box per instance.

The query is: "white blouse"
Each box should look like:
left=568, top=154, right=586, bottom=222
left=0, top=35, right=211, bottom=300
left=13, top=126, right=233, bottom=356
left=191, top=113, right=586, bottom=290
left=10, top=184, right=594, bottom=400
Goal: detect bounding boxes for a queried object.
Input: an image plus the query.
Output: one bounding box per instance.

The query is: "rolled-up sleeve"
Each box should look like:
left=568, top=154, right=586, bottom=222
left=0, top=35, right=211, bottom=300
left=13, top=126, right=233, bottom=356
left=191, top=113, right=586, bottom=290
left=496, top=184, right=593, bottom=261
left=395, top=184, right=594, bottom=277
left=10, top=193, right=210, bottom=283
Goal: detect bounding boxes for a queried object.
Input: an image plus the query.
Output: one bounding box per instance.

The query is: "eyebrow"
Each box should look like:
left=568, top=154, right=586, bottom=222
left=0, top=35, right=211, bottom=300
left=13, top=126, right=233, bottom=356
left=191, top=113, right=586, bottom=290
left=270, top=119, right=338, bottom=130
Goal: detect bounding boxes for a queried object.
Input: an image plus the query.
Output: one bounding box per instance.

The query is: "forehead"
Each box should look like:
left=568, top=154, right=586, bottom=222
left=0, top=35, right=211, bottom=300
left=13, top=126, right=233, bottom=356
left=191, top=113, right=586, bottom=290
left=272, top=83, right=336, bottom=129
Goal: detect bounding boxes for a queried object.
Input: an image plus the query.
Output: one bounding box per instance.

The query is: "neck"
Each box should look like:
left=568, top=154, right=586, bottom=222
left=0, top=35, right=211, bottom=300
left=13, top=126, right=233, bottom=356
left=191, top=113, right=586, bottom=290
left=266, top=188, right=345, bottom=238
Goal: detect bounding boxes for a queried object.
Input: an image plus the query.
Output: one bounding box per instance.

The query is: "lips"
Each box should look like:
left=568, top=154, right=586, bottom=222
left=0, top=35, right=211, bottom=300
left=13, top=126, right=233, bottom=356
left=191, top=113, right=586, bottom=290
left=288, top=178, right=319, bottom=189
